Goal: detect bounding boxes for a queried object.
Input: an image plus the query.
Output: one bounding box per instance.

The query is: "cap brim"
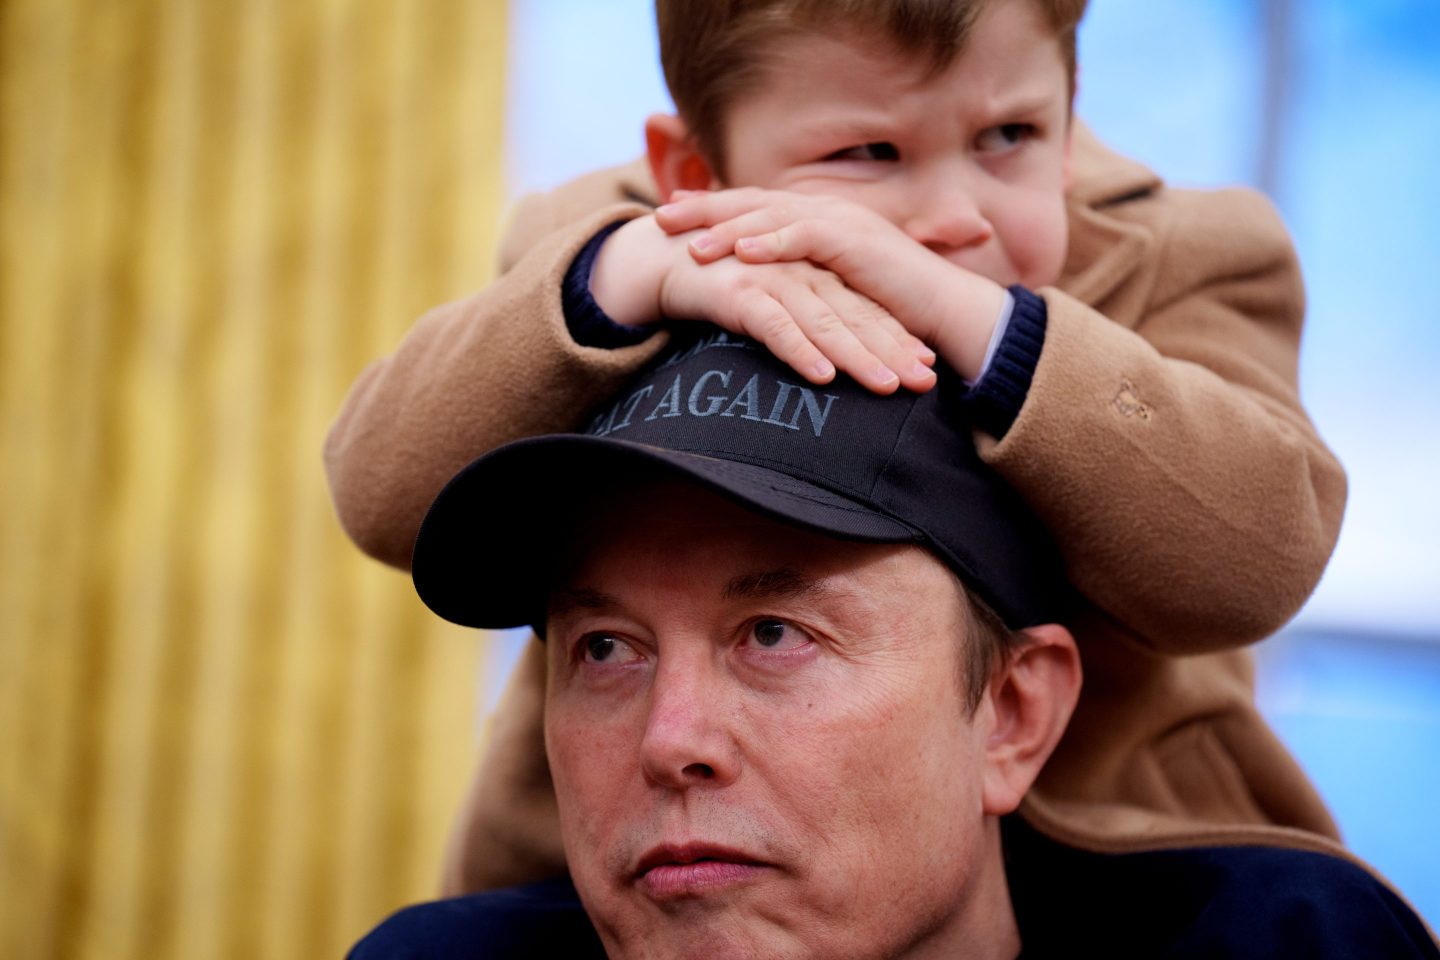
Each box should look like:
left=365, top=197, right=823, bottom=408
left=412, top=434, right=920, bottom=629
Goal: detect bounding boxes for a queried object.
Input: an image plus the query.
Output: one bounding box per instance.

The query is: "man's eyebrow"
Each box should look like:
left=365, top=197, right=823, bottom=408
left=549, top=569, right=836, bottom=615
left=722, top=567, right=834, bottom=603
left=548, top=586, right=622, bottom=618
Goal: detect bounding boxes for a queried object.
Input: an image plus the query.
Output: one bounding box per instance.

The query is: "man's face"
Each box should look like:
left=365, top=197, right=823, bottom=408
left=720, top=0, right=1072, bottom=291
left=544, top=482, right=1016, bottom=960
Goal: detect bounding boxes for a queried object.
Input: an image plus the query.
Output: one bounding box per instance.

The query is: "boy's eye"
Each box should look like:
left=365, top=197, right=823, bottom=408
left=822, top=141, right=900, bottom=163
left=581, top=632, right=642, bottom=664
left=976, top=123, right=1035, bottom=153
left=745, top=618, right=811, bottom=651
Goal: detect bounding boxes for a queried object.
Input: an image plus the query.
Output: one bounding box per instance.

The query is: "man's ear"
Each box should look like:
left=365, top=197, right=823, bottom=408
left=980, top=623, right=1082, bottom=816
left=644, top=113, right=718, bottom=199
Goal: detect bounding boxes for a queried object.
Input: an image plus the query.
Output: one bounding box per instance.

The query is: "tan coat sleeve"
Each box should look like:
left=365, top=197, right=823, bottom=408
left=985, top=187, right=1347, bottom=652
left=323, top=199, right=665, bottom=569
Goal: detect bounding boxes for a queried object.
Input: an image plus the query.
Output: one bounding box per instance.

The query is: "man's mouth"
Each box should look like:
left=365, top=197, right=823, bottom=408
left=633, top=843, right=770, bottom=899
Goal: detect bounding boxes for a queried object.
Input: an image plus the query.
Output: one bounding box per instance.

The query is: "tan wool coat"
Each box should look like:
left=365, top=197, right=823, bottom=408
left=325, top=125, right=1357, bottom=894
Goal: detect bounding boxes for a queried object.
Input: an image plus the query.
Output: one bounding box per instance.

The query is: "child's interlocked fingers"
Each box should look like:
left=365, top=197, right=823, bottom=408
left=659, top=252, right=935, bottom=394
left=590, top=213, right=934, bottom=394
left=655, top=188, right=1008, bottom=381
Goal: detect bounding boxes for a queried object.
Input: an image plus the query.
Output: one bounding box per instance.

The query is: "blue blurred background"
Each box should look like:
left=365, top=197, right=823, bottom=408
left=500, top=0, right=1440, bottom=924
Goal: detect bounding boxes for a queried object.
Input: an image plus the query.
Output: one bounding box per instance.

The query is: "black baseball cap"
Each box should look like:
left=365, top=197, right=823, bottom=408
left=412, top=328, right=1070, bottom=630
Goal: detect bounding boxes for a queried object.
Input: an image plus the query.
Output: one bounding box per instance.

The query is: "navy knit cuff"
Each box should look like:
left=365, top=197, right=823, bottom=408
left=961, top=286, right=1047, bottom=439
left=562, top=219, right=657, bottom=349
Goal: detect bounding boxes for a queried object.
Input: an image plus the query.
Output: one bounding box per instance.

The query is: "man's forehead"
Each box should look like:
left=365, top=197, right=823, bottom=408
left=550, top=564, right=841, bottom=616
left=558, top=479, right=884, bottom=575
left=548, top=479, right=963, bottom=619
left=561, top=477, right=804, bottom=552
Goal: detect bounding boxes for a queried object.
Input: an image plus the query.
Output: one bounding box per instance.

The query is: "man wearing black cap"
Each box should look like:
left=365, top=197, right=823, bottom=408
left=351, top=331, right=1438, bottom=959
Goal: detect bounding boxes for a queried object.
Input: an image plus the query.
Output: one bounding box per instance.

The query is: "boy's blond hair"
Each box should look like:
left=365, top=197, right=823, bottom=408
left=657, top=0, right=1088, bottom=179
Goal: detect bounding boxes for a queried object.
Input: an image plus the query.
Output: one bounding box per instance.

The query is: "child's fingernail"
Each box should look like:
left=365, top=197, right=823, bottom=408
left=876, top=366, right=900, bottom=386
left=815, top=359, right=835, bottom=379
left=691, top=233, right=714, bottom=253
left=911, top=361, right=935, bottom=379
left=916, top=344, right=936, bottom=362
left=738, top=236, right=758, bottom=251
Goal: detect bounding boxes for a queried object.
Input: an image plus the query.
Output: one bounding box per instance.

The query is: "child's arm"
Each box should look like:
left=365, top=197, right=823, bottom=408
left=326, top=175, right=933, bottom=568
left=324, top=189, right=669, bottom=569
left=987, top=188, right=1346, bottom=652
left=587, top=213, right=936, bottom=394
left=657, top=185, right=1344, bottom=652
left=655, top=188, right=1010, bottom=382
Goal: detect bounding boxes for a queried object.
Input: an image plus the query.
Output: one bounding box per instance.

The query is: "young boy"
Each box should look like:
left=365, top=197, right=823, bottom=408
left=326, top=0, right=1352, bottom=897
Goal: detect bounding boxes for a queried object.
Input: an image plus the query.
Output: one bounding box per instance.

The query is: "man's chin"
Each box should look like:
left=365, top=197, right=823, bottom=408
left=586, top=874, right=799, bottom=955
left=597, top=902, right=803, bottom=960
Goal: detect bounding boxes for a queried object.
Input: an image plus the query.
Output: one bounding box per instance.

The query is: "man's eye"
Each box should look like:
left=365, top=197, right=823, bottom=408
left=581, top=633, right=641, bottom=664
left=975, top=123, right=1035, bottom=153
left=822, top=141, right=900, bottom=162
left=747, top=618, right=811, bottom=651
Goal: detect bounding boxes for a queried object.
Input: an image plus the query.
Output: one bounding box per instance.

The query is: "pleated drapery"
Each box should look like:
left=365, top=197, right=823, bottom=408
left=0, top=2, right=508, bottom=957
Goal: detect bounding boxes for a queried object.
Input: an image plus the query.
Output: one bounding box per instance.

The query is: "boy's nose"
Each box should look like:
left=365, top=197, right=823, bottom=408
left=901, top=177, right=994, bottom=255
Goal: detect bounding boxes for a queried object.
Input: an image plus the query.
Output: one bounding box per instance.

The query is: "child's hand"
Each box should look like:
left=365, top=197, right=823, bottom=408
left=655, top=189, right=1008, bottom=381
left=591, top=215, right=935, bottom=394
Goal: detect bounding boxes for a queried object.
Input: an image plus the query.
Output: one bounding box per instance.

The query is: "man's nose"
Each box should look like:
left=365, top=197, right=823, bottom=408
left=638, top=657, right=741, bottom=790
left=901, top=168, right=994, bottom=255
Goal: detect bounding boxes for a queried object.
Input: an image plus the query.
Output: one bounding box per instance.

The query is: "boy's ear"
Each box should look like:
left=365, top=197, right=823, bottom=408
left=645, top=113, right=718, bottom=198
left=979, top=623, right=1082, bottom=816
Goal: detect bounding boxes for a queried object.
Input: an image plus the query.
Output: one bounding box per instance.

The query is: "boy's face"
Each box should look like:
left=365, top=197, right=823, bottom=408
left=719, top=0, right=1072, bottom=291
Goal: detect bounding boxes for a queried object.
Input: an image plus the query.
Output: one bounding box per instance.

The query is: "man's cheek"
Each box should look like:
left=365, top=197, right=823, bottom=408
left=546, top=713, right=624, bottom=841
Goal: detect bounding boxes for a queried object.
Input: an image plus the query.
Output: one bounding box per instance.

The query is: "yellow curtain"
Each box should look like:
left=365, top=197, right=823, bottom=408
left=0, top=1, right=507, bottom=957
